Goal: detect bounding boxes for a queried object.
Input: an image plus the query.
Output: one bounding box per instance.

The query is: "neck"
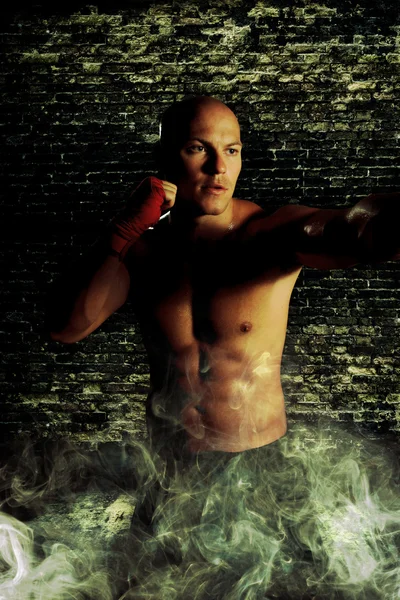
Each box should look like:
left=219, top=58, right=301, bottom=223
left=169, top=200, right=236, bottom=242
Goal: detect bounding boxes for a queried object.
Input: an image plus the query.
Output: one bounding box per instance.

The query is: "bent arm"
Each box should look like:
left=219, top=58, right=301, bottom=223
left=46, top=176, right=175, bottom=343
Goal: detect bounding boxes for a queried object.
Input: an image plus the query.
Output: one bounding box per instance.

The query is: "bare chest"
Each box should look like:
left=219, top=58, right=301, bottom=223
left=129, top=239, right=300, bottom=353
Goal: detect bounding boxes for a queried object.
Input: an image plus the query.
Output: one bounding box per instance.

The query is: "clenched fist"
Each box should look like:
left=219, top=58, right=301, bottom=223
left=160, top=179, right=177, bottom=211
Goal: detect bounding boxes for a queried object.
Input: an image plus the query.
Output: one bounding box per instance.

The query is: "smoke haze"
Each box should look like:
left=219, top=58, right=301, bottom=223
left=0, top=422, right=399, bottom=599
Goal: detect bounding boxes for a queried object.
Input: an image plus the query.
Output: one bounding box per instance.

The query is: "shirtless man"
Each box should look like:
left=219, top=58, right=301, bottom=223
left=48, top=95, right=400, bottom=456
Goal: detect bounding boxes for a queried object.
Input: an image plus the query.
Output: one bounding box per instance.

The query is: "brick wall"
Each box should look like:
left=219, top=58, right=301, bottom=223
left=1, top=1, right=399, bottom=443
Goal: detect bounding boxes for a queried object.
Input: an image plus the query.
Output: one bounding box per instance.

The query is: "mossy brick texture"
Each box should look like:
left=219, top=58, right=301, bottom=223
left=1, top=1, right=400, bottom=443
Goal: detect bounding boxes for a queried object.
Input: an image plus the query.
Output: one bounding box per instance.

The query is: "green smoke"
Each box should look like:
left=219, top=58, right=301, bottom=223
left=0, top=423, right=399, bottom=599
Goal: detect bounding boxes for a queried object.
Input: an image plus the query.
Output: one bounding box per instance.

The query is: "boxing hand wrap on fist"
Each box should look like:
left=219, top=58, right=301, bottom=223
left=109, top=176, right=170, bottom=260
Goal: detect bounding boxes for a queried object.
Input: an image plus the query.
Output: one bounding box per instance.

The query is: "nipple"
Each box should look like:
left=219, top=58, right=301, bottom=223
left=240, top=321, right=252, bottom=333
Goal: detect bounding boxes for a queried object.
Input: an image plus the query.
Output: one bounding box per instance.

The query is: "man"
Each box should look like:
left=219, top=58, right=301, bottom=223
left=48, top=95, right=400, bottom=458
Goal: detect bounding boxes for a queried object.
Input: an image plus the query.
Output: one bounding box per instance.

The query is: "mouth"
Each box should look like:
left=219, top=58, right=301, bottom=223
left=201, top=184, right=228, bottom=195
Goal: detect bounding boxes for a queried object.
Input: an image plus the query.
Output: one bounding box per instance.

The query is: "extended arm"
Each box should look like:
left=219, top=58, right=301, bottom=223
left=295, top=192, right=400, bottom=269
left=249, top=192, right=400, bottom=270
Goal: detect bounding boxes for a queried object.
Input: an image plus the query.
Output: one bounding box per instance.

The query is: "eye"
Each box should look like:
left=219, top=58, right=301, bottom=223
left=187, top=145, right=205, bottom=153
left=227, top=148, right=240, bottom=155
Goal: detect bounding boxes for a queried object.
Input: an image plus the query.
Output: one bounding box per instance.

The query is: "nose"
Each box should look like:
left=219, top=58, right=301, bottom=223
left=205, top=151, right=226, bottom=175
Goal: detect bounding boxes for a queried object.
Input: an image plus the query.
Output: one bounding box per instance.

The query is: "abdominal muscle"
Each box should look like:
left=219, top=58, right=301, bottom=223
left=149, top=346, right=287, bottom=454
left=181, top=380, right=287, bottom=453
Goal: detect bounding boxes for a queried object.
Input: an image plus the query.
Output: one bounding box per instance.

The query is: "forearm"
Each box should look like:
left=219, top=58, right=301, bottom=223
left=46, top=236, right=125, bottom=336
left=62, top=252, right=121, bottom=331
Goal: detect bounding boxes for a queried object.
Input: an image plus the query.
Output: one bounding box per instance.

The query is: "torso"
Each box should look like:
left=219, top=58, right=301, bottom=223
left=126, top=199, right=303, bottom=453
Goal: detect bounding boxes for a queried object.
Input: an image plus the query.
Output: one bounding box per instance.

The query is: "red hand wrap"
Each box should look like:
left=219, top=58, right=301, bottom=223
left=110, top=177, right=165, bottom=259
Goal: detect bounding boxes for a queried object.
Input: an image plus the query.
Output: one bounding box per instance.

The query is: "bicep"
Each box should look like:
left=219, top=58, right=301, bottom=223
left=254, top=204, right=362, bottom=270
left=294, top=250, right=360, bottom=270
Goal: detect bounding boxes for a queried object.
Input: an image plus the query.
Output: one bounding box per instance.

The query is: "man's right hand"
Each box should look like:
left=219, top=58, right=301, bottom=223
left=110, top=176, right=177, bottom=259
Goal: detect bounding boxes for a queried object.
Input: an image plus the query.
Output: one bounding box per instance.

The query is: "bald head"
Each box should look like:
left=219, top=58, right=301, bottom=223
left=159, top=96, right=239, bottom=151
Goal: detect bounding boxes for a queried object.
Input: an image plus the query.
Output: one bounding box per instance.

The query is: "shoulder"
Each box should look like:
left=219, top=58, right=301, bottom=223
left=233, top=198, right=265, bottom=224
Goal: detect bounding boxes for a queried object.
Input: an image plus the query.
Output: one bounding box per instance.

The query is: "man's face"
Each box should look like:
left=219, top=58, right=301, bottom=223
left=167, top=102, right=242, bottom=217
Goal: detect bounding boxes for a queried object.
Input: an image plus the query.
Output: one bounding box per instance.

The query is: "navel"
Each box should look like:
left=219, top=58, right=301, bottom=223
left=240, top=321, right=253, bottom=333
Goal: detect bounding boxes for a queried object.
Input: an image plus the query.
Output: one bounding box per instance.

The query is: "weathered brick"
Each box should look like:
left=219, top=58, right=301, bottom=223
left=1, top=0, right=400, bottom=442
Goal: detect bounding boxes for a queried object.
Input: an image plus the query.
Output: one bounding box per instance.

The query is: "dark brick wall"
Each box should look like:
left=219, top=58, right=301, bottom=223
left=1, top=1, right=400, bottom=443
